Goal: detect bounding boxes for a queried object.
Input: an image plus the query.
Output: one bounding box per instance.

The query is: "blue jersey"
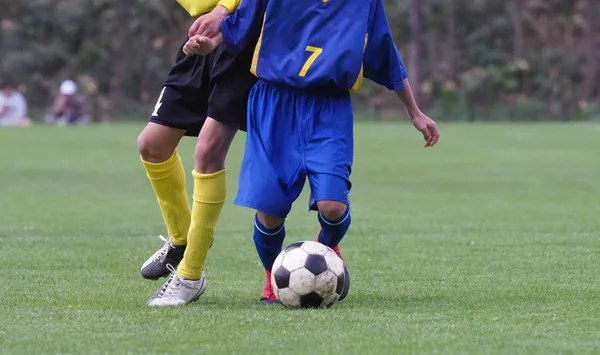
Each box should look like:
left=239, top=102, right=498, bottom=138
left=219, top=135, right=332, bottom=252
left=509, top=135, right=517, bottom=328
left=220, top=0, right=408, bottom=92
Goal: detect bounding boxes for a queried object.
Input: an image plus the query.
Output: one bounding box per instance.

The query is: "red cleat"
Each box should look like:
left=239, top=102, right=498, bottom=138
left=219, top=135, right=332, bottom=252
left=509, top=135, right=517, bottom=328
left=317, top=230, right=350, bottom=301
left=260, top=270, right=280, bottom=305
left=331, top=245, right=345, bottom=265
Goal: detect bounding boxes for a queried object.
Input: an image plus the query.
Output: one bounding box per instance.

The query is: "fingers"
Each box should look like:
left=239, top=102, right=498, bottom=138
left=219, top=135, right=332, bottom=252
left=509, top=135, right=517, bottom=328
left=188, top=17, right=203, bottom=37
left=414, top=121, right=430, bottom=146
left=183, top=41, right=194, bottom=56
left=422, top=125, right=432, bottom=147
left=183, top=46, right=197, bottom=56
left=198, top=24, right=215, bottom=37
left=184, top=36, right=218, bottom=56
left=428, top=132, right=440, bottom=147
left=188, top=23, right=199, bottom=37
left=196, top=36, right=211, bottom=46
left=424, top=134, right=434, bottom=147
left=421, top=128, right=431, bottom=147
left=191, top=15, right=219, bottom=37
left=196, top=37, right=214, bottom=55
left=183, top=36, right=202, bottom=56
left=198, top=23, right=211, bottom=37
left=425, top=123, right=440, bottom=147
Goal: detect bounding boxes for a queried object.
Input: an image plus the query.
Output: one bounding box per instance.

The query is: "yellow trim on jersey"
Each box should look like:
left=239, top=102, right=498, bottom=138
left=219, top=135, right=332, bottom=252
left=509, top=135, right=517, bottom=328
left=350, top=33, right=369, bottom=92
left=250, top=14, right=267, bottom=77
left=176, top=0, right=239, bottom=17
left=217, top=0, right=241, bottom=13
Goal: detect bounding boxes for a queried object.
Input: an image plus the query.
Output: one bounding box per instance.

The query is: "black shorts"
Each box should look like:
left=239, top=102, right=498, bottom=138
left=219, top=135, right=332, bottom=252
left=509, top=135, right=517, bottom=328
left=149, top=39, right=257, bottom=136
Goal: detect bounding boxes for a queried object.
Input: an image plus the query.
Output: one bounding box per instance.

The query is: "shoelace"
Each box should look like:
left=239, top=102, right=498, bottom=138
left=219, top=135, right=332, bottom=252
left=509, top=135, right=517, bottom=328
left=151, top=235, right=173, bottom=263
left=156, top=263, right=178, bottom=298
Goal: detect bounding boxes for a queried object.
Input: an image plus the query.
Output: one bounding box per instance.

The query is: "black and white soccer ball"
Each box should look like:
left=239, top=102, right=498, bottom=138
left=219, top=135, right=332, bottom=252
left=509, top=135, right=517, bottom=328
left=271, top=241, right=345, bottom=308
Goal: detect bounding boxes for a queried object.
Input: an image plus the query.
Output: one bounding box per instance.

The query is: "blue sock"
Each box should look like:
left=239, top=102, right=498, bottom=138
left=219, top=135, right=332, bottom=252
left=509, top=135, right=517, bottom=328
left=253, top=214, right=286, bottom=272
left=317, top=207, right=351, bottom=248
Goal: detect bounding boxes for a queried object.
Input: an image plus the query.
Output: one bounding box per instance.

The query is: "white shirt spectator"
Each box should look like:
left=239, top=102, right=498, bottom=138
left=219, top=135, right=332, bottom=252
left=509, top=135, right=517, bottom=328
left=0, top=89, right=28, bottom=126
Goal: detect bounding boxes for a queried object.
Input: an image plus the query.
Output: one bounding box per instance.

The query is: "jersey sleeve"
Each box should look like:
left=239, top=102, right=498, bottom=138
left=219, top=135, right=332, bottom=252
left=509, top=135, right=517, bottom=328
left=217, top=0, right=241, bottom=13
left=177, top=0, right=215, bottom=17
left=220, top=0, right=267, bottom=55
left=363, top=0, right=408, bottom=90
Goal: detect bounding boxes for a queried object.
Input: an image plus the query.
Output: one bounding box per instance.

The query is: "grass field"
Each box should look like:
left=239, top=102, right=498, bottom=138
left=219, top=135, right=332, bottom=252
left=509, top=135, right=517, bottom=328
left=0, top=123, right=599, bottom=354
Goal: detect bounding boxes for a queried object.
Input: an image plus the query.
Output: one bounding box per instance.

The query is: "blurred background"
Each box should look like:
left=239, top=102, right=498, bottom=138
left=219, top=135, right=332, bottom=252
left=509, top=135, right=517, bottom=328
left=0, top=0, right=599, bottom=124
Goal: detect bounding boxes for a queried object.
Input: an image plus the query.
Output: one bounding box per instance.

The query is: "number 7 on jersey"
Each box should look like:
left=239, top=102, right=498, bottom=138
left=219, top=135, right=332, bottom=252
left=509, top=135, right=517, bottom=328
left=299, top=46, right=323, bottom=77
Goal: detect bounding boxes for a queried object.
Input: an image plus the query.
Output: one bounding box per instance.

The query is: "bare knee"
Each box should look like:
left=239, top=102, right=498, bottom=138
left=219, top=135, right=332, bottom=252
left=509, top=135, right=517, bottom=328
left=257, top=211, right=285, bottom=229
left=138, top=134, right=174, bottom=163
left=194, top=136, right=229, bottom=173
left=194, top=118, right=237, bottom=173
left=137, top=123, right=184, bottom=163
left=316, top=200, right=347, bottom=221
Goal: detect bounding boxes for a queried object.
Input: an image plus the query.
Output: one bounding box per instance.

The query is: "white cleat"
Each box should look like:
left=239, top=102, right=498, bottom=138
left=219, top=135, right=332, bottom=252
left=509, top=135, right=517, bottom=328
left=147, top=265, right=207, bottom=307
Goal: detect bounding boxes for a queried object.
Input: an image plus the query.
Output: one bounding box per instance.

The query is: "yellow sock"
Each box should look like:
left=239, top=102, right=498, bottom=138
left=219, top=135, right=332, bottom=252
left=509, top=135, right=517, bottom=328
left=141, top=150, right=191, bottom=245
left=177, top=169, right=226, bottom=280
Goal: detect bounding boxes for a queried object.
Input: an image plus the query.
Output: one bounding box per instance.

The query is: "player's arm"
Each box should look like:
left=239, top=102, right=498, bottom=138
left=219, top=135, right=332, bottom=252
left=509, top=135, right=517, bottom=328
left=184, top=0, right=265, bottom=56
left=396, top=80, right=439, bottom=147
left=188, top=3, right=235, bottom=38
left=362, top=0, right=407, bottom=91
left=219, top=0, right=267, bottom=55
left=363, top=0, right=439, bottom=147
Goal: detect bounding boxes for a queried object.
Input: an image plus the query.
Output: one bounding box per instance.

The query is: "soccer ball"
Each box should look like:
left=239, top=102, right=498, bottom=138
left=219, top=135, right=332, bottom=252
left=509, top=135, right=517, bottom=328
left=271, top=241, right=345, bottom=308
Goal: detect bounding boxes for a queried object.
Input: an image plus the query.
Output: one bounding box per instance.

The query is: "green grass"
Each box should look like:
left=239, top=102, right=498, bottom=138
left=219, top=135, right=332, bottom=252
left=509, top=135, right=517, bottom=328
left=0, top=122, right=599, bottom=354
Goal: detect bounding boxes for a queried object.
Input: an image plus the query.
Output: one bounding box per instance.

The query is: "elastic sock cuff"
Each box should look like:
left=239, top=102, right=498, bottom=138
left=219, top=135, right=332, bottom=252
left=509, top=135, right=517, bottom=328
left=254, top=214, right=284, bottom=235
left=141, top=149, right=181, bottom=178
left=192, top=169, right=227, bottom=203
left=318, top=206, right=350, bottom=225
left=176, top=263, right=203, bottom=281
left=192, top=169, right=227, bottom=180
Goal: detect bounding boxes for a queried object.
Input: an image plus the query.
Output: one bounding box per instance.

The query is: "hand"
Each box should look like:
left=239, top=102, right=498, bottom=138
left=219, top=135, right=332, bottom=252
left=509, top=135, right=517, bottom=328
left=183, top=35, right=206, bottom=56
left=409, top=111, right=440, bottom=147
left=188, top=5, right=229, bottom=37
left=183, top=34, right=222, bottom=56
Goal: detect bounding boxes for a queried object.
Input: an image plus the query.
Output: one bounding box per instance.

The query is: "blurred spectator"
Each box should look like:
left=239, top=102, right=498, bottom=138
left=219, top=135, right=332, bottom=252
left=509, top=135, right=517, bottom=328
left=0, top=79, right=32, bottom=127
left=45, top=80, right=91, bottom=125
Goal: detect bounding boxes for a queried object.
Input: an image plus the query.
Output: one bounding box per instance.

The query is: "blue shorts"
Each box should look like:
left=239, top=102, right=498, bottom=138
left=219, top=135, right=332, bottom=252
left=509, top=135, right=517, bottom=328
left=234, top=80, right=353, bottom=218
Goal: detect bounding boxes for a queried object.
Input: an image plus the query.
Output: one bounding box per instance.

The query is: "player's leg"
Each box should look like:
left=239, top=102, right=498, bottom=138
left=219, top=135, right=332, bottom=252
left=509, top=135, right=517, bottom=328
left=139, top=39, right=214, bottom=284
left=254, top=211, right=286, bottom=304
left=138, top=86, right=193, bottom=281
left=316, top=200, right=351, bottom=249
left=174, top=118, right=236, bottom=283
left=146, top=125, right=231, bottom=307
left=305, top=93, right=354, bottom=301
left=311, top=179, right=352, bottom=301
left=148, top=44, right=257, bottom=306
left=234, top=80, right=305, bottom=304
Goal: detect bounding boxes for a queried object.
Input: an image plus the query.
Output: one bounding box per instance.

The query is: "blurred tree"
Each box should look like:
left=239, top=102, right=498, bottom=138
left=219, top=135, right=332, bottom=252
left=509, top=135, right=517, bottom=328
left=0, top=0, right=598, bottom=121
left=581, top=0, right=599, bottom=104
left=408, top=0, right=422, bottom=106
left=506, top=0, right=524, bottom=60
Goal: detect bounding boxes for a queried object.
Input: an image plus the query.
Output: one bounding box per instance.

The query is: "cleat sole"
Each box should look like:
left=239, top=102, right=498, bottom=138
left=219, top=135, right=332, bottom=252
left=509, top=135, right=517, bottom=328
left=259, top=297, right=281, bottom=305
